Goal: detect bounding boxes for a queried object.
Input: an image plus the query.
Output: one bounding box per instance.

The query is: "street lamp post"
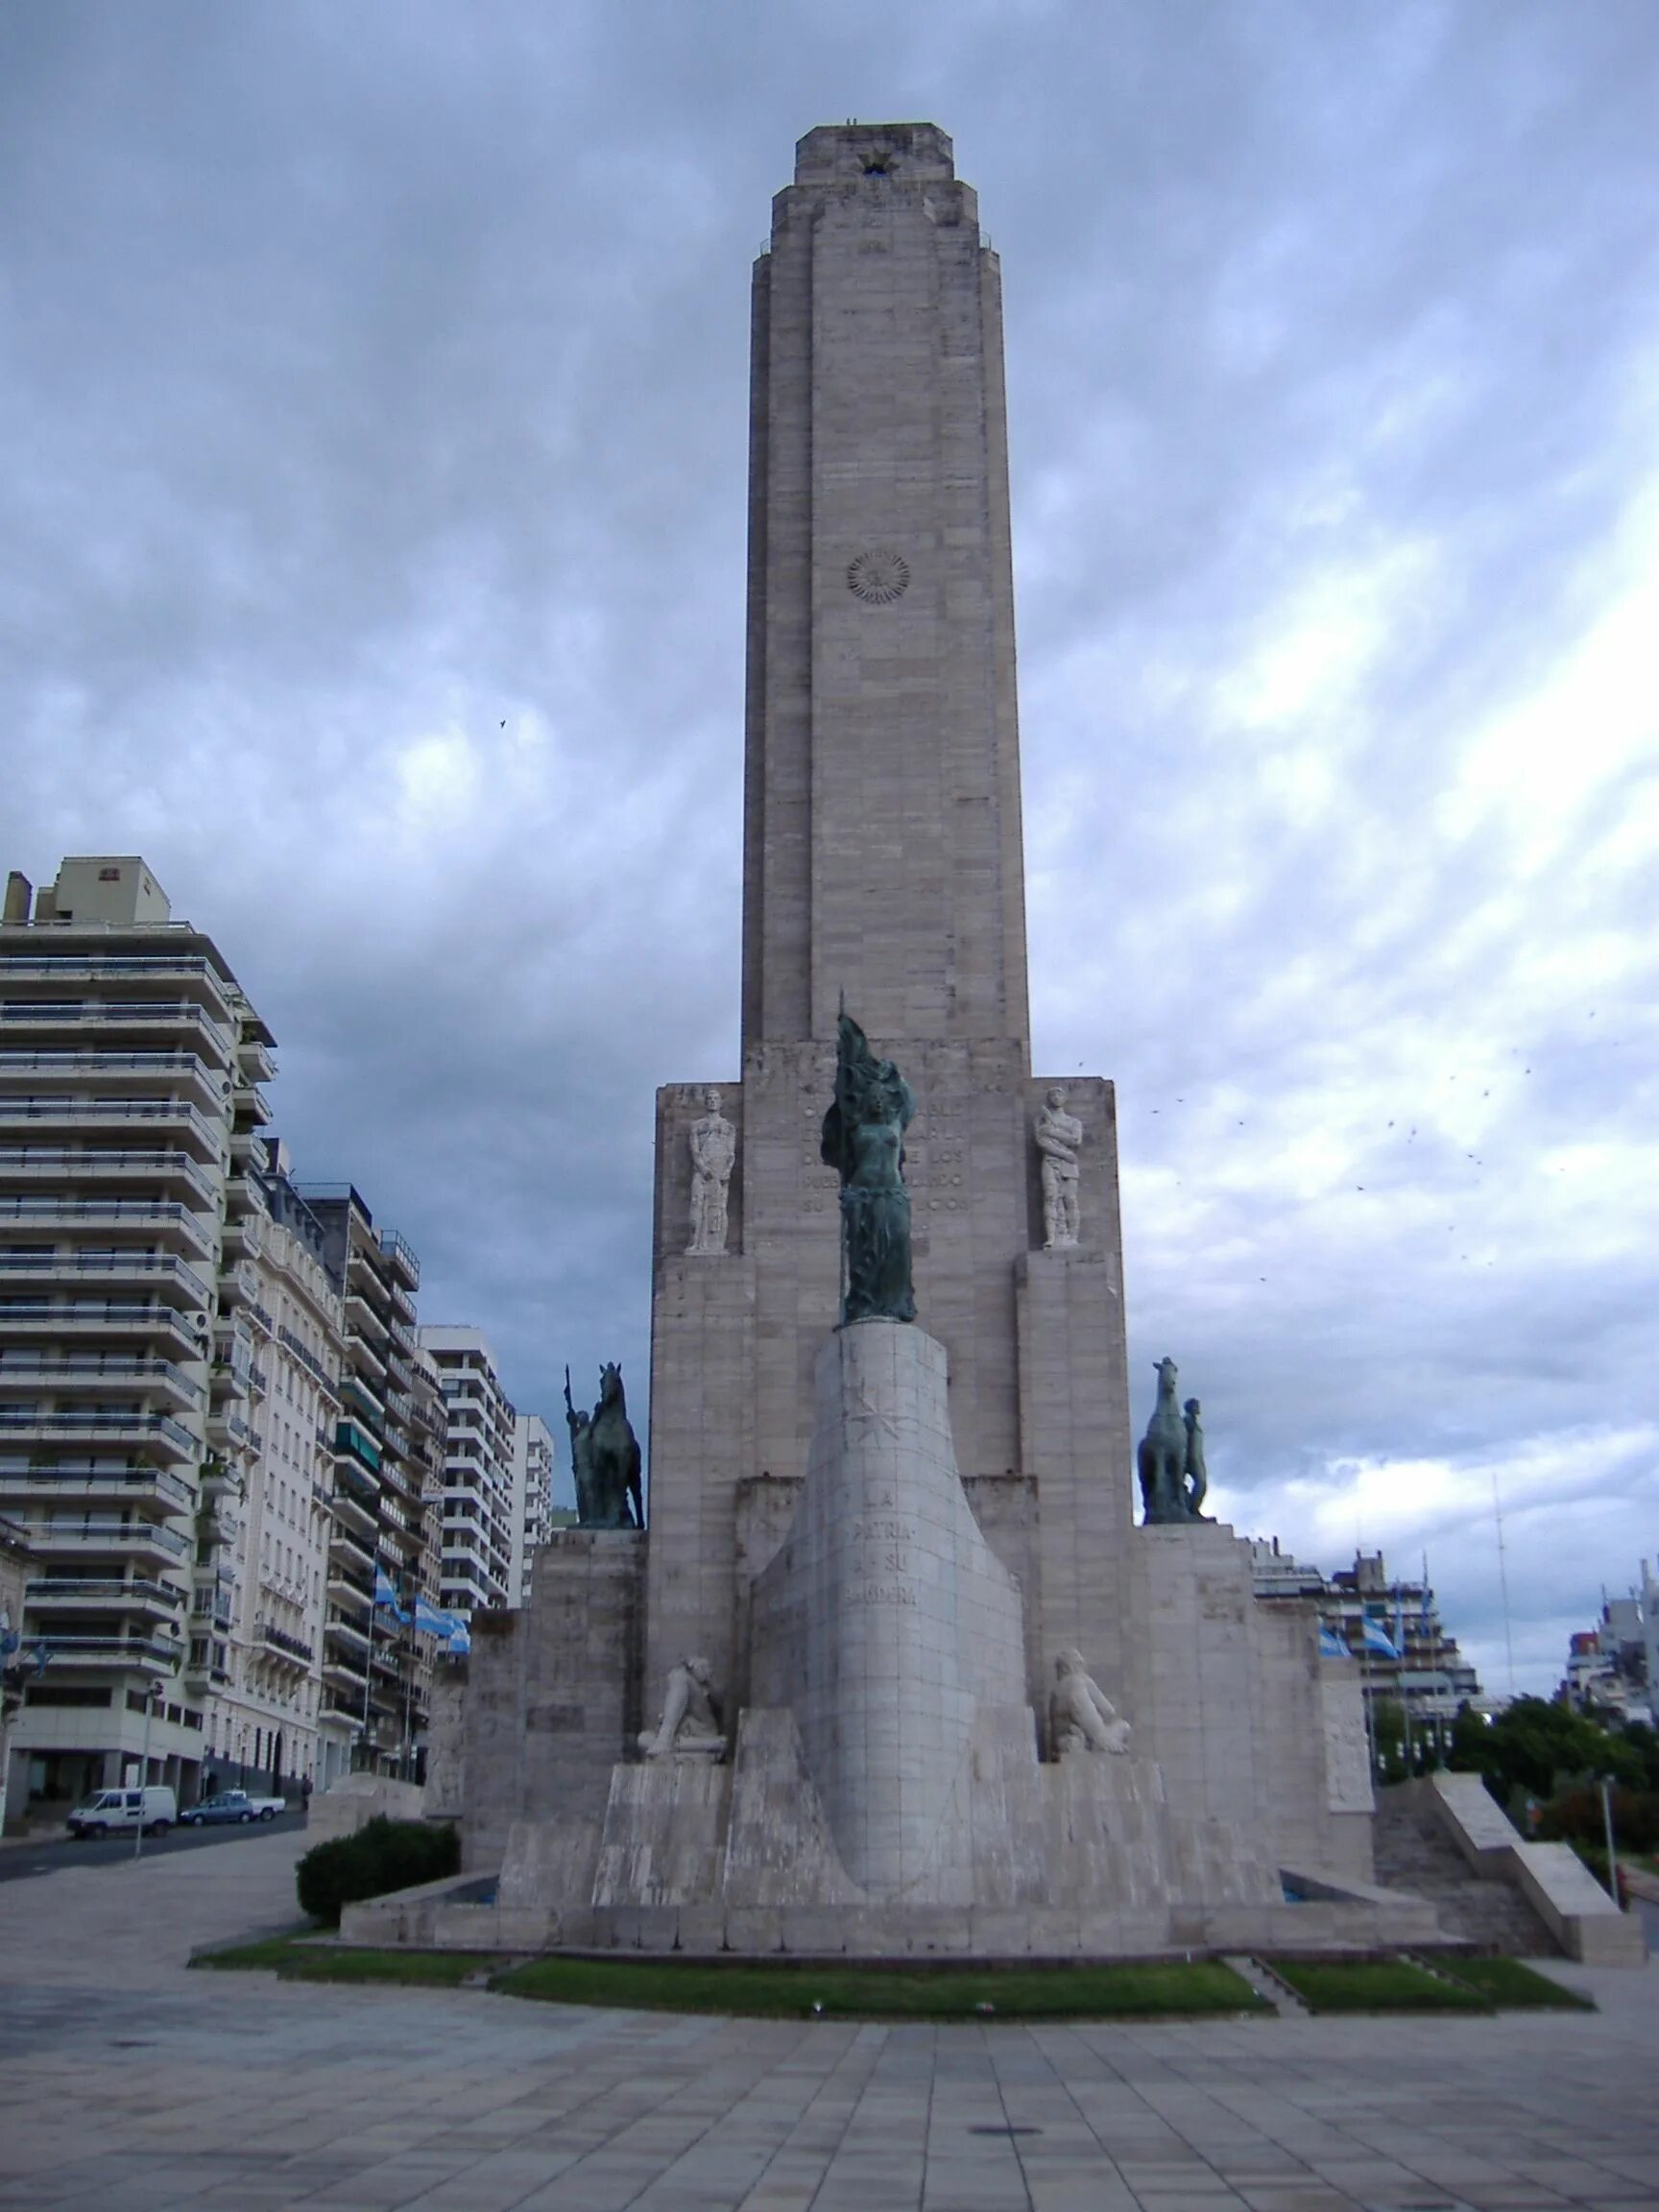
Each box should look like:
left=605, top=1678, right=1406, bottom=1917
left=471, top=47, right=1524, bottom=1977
left=1599, top=1774, right=1621, bottom=1906
left=132, top=1679, right=163, bottom=1863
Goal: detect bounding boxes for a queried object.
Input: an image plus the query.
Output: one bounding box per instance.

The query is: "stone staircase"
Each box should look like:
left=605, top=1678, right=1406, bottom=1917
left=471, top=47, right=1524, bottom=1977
left=1372, top=1784, right=1558, bottom=1954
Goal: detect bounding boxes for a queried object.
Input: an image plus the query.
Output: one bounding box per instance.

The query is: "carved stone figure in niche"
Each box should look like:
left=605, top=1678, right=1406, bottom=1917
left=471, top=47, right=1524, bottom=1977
left=1137, top=1356, right=1206, bottom=1525
left=1049, top=1649, right=1132, bottom=1757
left=820, top=1005, right=917, bottom=1325
left=638, top=1654, right=725, bottom=1759
left=686, top=1088, right=735, bottom=1256
left=1034, top=1085, right=1083, bottom=1249
left=565, top=1362, right=644, bottom=1528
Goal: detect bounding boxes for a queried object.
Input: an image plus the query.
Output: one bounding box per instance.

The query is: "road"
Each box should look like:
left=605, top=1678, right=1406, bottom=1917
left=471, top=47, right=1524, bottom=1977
left=0, top=1807, right=310, bottom=1884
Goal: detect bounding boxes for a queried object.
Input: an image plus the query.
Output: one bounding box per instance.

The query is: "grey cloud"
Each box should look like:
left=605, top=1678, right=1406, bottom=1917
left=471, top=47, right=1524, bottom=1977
left=5, top=0, right=1657, bottom=1689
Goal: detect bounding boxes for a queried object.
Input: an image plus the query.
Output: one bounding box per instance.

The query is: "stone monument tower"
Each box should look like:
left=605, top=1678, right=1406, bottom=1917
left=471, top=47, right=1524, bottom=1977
left=648, top=120, right=1131, bottom=1724
left=451, top=126, right=1388, bottom=1954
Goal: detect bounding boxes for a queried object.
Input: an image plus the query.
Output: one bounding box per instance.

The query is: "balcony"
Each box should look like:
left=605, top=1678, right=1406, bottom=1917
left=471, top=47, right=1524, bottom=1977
left=205, top=1405, right=262, bottom=1458
left=36, top=1633, right=182, bottom=1672
left=0, top=1249, right=212, bottom=1305
left=341, top=1372, right=386, bottom=1430
left=237, top=1037, right=276, bottom=1085
left=325, top=1482, right=377, bottom=1537
left=0, top=1052, right=228, bottom=1111
left=324, top=1606, right=371, bottom=1651
left=0, top=1354, right=204, bottom=1408
left=0, top=1000, right=234, bottom=1061
left=23, top=1517, right=191, bottom=1562
left=334, top=1419, right=381, bottom=1475
left=0, top=1094, right=226, bottom=1158
left=0, top=1194, right=216, bottom=1259
left=256, top=1619, right=314, bottom=1667
left=0, top=1407, right=199, bottom=1459
left=0, top=1461, right=194, bottom=1515
left=0, top=1147, right=222, bottom=1205
left=26, top=1574, right=186, bottom=1617
left=0, top=952, right=235, bottom=1018
left=0, top=1300, right=199, bottom=1349
left=277, top=1326, right=340, bottom=1398
left=327, top=1523, right=375, bottom=1575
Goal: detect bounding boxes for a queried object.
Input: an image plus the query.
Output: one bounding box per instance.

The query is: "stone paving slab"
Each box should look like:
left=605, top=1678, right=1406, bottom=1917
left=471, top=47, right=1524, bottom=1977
left=0, top=1831, right=1655, bottom=2211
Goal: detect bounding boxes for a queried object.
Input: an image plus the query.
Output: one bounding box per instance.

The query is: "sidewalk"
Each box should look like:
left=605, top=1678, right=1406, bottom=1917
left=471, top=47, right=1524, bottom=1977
left=2, top=1840, right=1657, bottom=2212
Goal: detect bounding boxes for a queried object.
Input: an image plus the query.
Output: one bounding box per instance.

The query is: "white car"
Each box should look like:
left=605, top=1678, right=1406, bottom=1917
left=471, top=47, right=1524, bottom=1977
left=178, top=1789, right=286, bottom=1826
left=66, top=1786, right=177, bottom=1839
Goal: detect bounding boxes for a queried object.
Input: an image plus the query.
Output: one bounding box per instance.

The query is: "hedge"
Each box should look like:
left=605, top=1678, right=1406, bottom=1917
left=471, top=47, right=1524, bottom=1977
left=296, top=1815, right=460, bottom=1927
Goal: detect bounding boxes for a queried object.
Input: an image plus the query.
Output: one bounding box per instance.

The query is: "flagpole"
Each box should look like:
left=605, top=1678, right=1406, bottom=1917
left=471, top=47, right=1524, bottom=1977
left=361, top=1583, right=377, bottom=1773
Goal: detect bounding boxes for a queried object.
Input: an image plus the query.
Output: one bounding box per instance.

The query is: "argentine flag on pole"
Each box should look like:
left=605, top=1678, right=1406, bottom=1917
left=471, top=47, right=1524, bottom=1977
left=373, top=1566, right=409, bottom=1622
left=1317, top=1624, right=1349, bottom=1659
left=1358, top=1616, right=1399, bottom=1660
left=413, top=1595, right=471, bottom=1654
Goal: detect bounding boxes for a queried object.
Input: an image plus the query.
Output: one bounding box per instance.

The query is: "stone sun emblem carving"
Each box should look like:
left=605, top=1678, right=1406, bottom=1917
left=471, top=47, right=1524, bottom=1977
left=847, top=549, right=911, bottom=605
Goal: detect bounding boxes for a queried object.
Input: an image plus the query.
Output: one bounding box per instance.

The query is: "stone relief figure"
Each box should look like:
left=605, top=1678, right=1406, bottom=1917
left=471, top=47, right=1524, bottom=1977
left=686, top=1088, right=736, bottom=1256
left=565, top=1362, right=644, bottom=1529
left=638, top=1654, right=725, bottom=1760
left=1183, top=1396, right=1209, bottom=1517
left=1049, top=1649, right=1133, bottom=1757
left=1034, top=1085, right=1083, bottom=1249
left=819, top=1004, right=917, bottom=1326
left=1137, top=1356, right=1206, bottom=1524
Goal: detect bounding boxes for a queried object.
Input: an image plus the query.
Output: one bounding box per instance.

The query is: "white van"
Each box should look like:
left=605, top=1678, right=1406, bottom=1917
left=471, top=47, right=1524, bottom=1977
left=65, top=1786, right=177, bottom=1839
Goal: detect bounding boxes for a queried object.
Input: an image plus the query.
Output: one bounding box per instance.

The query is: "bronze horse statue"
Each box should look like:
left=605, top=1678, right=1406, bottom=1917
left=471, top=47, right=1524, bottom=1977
left=565, top=1361, right=644, bottom=1529
left=1137, top=1355, right=1203, bottom=1524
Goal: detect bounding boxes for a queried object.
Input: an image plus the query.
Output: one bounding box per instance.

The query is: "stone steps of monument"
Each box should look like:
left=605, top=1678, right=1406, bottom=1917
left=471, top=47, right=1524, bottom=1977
left=1371, top=1788, right=1559, bottom=1956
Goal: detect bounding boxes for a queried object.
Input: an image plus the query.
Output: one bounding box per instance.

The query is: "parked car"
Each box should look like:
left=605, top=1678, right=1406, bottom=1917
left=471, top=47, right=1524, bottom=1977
left=179, top=1789, right=286, bottom=1827
left=66, top=1786, right=177, bottom=1839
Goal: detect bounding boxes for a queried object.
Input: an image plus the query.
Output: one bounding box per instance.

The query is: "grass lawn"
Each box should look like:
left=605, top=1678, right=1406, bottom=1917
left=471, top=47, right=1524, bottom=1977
left=196, top=1934, right=504, bottom=1987
left=1267, top=1957, right=1490, bottom=2013
left=1433, top=1956, right=1595, bottom=2010
left=196, top=1938, right=1265, bottom=2019
left=494, top=1956, right=1266, bottom=2020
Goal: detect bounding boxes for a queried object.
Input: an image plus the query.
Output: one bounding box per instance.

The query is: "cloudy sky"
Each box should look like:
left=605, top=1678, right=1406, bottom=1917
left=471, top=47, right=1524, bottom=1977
left=4, top=2, right=1656, bottom=1695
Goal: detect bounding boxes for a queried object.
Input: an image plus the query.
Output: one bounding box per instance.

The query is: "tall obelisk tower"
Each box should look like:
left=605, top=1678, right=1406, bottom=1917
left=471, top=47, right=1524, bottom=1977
left=646, top=125, right=1133, bottom=1719
left=741, top=123, right=1029, bottom=1052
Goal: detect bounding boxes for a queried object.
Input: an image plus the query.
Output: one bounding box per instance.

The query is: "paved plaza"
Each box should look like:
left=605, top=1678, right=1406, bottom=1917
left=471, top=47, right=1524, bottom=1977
left=0, top=1831, right=1654, bottom=2211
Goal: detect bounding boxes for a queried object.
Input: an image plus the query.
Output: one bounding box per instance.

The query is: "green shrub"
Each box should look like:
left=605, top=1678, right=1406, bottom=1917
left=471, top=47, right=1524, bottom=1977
left=296, top=1816, right=459, bottom=1927
left=1535, top=1787, right=1659, bottom=1854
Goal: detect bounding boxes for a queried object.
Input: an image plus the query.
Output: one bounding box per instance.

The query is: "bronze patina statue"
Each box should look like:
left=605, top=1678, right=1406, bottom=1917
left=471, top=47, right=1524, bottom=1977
left=1137, top=1356, right=1210, bottom=1524
left=565, top=1361, right=644, bottom=1528
left=820, top=1006, right=917, bottom=1325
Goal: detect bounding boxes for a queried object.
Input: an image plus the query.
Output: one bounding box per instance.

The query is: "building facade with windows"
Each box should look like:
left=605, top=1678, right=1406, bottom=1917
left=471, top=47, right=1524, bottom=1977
left=509, top=1411, right=555, bottom=1606
left=418, top=1327, right=517, bottom=1617
left=0, top=856, right=276, bottom=1815
left=295, top=1186, right=433, bottom=1790
left=202, top=1142, right=345, bottom=1793
left=1249, top=1541, right=1483, bottom=1758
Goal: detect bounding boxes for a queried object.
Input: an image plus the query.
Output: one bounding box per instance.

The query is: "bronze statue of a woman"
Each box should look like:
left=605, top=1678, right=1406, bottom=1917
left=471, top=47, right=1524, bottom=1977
left=820, top=1006, right=917, bottom=1326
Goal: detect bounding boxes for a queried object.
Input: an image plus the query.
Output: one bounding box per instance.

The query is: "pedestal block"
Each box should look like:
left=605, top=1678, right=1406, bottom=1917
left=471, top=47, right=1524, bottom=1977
left=750, top=1320, right=1025, bottom=1900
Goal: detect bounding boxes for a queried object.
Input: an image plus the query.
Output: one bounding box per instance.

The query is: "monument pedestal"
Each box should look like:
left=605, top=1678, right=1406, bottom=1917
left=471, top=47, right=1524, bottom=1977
left=751, top=1320, right=1027, bottom=1902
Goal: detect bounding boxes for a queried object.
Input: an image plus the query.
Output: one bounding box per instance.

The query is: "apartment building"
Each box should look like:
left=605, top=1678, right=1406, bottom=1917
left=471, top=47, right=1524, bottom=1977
left=294, top=1185, right=433, bottom=1788
left=202, top=1142, right=345, bottom=1792
left=0, top=856, right=275, bottom=1815
left=418, top=1328, right=517, bottom=1616
left=510, top=1411, right=555, bottom=1605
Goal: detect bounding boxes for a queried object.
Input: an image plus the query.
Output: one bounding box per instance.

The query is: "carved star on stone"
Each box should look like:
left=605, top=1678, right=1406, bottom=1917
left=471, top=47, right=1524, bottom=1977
left=846, top=1384, right=901, bottom=1441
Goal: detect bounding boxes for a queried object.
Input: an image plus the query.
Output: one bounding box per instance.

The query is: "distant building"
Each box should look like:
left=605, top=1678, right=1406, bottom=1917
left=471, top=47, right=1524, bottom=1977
left=418, top=1327, right=517, bottom=1617
left=296, top=1184, right=431, bottom=1788
left=510, top=1411, right=555, bottom=1606
left=1248, top=1542, right=1482, bottom=1752
left=204, top=1139, right=345, bottom=1794
left=1559, top=1567, right=1655, bottom=1724
left=0, top=856, right=276, bottom=1815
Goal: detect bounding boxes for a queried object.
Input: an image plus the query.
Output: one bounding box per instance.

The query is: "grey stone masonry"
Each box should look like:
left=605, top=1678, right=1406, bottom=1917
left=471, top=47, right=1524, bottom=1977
left=742, top=123, right=1029, bottom=1050
left=750, top=1320, right=1026, bottom=1900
